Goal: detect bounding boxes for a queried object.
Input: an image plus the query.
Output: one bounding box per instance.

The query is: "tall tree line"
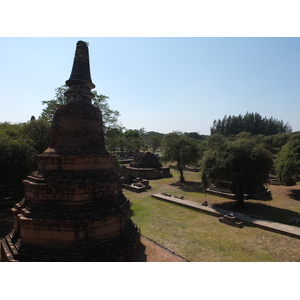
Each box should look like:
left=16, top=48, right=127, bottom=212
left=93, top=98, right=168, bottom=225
left=211, top=112, right=292, bottom=136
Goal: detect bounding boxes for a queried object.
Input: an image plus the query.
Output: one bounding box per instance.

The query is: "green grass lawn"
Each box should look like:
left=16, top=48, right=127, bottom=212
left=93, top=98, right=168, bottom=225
left=125, top=169, right=300, bottom=262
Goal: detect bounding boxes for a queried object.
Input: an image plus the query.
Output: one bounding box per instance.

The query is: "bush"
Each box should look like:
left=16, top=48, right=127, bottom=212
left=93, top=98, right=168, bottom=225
left=0, top=124, right=37, bottom=199
left=275, top=134, right=300, bottom=185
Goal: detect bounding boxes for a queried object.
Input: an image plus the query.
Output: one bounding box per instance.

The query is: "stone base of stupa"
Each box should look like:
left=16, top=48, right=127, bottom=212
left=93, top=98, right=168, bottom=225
left=1, top=223, right=140, bottom=262
left=124, top=152, right=171, bottom=180
left=0, top=153, right=141, bottom=262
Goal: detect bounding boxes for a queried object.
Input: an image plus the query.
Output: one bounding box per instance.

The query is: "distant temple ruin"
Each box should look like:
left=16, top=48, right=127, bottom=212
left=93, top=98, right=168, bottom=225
left=0, top=41, right=141, bottom=261
left=124, top=152, right=171, bottom=180
left=206, top=181, right=271, bottom=200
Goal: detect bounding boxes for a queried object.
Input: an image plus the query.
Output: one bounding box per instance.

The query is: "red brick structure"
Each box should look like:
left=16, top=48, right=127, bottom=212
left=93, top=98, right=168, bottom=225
left=125, top=152, right=171, bottom=180
left=0, top=41, right=140, bottom=261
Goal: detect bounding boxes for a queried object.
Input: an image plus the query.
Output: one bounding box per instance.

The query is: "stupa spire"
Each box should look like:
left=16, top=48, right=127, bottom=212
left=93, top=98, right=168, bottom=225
left=65, top=40, right=95, bottom=104
left=48, top=40, right=107, bottom=155
left=0, top=41, right=141, bottom=262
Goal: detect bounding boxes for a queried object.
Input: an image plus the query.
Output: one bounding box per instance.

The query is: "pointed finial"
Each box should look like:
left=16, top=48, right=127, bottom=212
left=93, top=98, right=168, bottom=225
left=65, top=41, right=95, bottom=104
left=66, top=41, right=95, bottom=87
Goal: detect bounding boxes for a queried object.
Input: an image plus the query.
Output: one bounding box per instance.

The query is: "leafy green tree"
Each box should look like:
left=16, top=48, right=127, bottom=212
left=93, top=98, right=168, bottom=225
left=207, top=133, right=226, bottom=150
left=201, top=140, right=273, bottom=207
left=21, top=118, right=51, bottom=154
left=0, top=123, right=37, bottom=199
left=105, top=126, right=125, bottom=153
left=183, top=132, right=206, bottom=140
left=147, top=135, right=162, bottom=153
left=124, top=129, right=140, bottom=139
left=138, top=128, right=149, bottom=152
left=124, top=129, right=143, bottom=152
left=118, top=136, right=128, bottom=153
left=262, top=133, right=291, bottom=155
left=234, top=131, right=252, bottom=140
left=0, top=122, right=22, bottom=138
left=275, top=134, right=300, bottom=185
left=161, top=131, right=201, bottom=182
left=40, top=86, right=66, bottom=121
left=144, top=131, right=164, bottom=153
left=40, top=85, right=120, bottom=132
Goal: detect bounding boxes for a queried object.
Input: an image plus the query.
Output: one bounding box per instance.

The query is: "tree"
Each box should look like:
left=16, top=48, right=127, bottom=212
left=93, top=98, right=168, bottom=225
left=275, top=134, right=300, bottom=185
left=144, top=131, right=164, bottom=153
left=124, top=129, right=140, bottom=140
left=40, top=86, right=66, bottom=122
left=40, top=85, right=120, bottom=132
left=201, top=140, right=273, bottom=207
left=105, top=126, right=125, bottom=153
left=21, top=118, right=51, bottom=154
left=118, top=136, right=127, bottom=153
left=234, top=131, right=252, bottom=140
left=161, top=131, right=201, bottom=182
left=124, top=129, right=143, bottom=152
left=147, top=135, right=162, bottom=153
left=0, top=123, right=37, bottom=199
left=206, top=133, right=226, bottom=150
left=210, top=112, right=292, bottom=136
left=183, top=132, right=206, bottom=140
left=262, top=133, right=291, bottom=155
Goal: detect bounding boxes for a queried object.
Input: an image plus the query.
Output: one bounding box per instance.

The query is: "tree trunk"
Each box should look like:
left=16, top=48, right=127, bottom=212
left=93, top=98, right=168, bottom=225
left=235, top=183, right=245, bottom=208
left=177, top=164, right=185, bottom=182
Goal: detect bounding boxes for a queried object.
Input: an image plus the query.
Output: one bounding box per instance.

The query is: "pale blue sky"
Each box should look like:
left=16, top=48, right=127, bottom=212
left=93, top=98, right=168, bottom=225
left=1, top=37, right=299, bottom=135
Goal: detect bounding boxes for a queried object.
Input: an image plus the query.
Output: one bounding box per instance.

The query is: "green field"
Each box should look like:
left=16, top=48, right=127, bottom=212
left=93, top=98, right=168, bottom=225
left=125, top=169, right=300, bottom=262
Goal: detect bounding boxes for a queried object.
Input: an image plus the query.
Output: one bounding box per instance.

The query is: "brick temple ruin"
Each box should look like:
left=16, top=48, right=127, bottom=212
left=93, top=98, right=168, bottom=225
left=124, top=152, right=171, bottom=180
left=0, top=41, right=141, bottom=261
left=206, top=181, right=271, bottom=200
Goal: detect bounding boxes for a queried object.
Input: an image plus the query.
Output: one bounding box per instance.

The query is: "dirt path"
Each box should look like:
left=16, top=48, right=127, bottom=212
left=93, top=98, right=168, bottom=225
left=139, top=236, right=188, bottom=262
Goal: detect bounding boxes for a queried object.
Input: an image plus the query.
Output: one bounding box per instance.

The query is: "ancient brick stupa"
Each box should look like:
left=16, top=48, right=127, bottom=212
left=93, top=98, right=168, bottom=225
left=125, top=152, right=171, bottom=180
left=0, top=41, right=140, bottom=261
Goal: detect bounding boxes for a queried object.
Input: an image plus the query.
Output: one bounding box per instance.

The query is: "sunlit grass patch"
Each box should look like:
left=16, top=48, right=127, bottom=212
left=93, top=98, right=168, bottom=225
left=125, top=169, right=300, bottom=262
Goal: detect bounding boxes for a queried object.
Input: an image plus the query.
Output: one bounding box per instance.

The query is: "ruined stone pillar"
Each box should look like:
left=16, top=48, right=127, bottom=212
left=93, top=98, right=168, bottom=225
left=0, top=41, right=141, bottom=261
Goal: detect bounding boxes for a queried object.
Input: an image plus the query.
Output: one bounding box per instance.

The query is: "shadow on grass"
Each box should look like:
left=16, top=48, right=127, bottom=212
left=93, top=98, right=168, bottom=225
left=169, top=181, right=202, bottom=193
left=257, top=194, right=273, bottom=201
left=211, top=200, right=300, bottom=225
left=288, top=189, right=300, bottom=201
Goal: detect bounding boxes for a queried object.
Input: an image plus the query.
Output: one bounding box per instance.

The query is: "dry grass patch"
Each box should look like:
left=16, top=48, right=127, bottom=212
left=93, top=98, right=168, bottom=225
left=128, top=196, right=300, bottom=261
left=125, top=169, right=300, bottom=262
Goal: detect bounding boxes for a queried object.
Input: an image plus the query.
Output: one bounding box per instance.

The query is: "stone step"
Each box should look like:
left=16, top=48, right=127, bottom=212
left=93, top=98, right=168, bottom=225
left=5, top=235, right=19, bottom=257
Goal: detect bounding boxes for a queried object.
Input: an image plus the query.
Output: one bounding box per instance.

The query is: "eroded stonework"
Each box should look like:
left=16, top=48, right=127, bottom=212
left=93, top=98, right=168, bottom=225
left=125, top=152, right=171, bottom=180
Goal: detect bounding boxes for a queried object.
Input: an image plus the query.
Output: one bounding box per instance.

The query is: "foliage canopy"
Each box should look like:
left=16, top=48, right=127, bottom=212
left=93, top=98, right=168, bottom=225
left=275, top=134, right=300, bottom=185
left=211, top=112, right=292, bottom=136
left=0, top=123, right=37, bottom=198
left=40, top=85, right=120, bottom=132
left=201, top=140, right=273, bottom=206
left=161, top=131, right=202, bottom=182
